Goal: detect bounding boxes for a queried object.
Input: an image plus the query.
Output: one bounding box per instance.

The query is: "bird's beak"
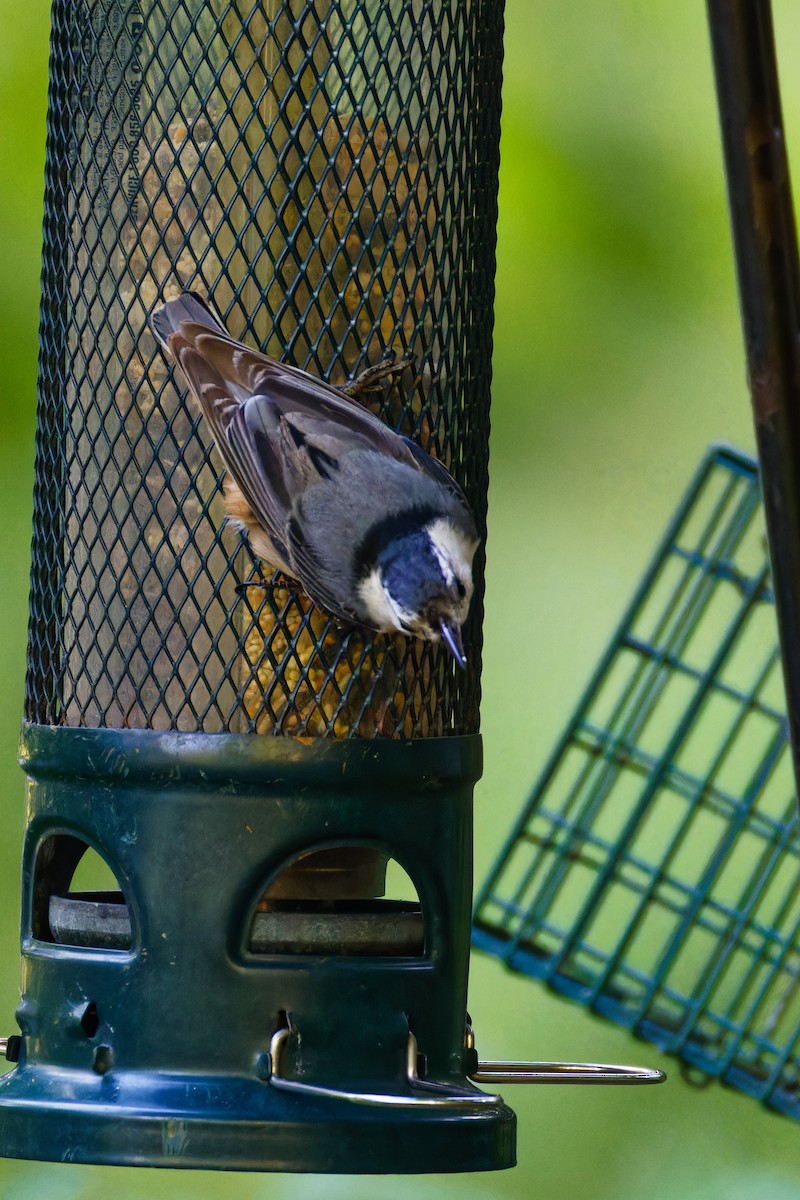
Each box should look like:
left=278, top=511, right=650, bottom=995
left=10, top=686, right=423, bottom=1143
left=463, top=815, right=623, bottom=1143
left=440, top=619, right=467, bottom=670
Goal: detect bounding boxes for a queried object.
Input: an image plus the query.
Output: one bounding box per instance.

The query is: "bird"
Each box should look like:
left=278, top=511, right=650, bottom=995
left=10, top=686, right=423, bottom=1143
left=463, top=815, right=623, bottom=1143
left=151, top=292, right=479, bottom=668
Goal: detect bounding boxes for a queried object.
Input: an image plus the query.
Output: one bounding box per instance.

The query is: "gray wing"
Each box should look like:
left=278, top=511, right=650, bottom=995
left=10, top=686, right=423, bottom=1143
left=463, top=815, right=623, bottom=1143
left=162, top=339, right=294, bottom=567
left=153, top=292, right=476, bottom=613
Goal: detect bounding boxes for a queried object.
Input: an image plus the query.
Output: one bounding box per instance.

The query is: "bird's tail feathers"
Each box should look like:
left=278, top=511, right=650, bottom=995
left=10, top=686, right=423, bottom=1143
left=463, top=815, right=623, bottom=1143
left=151, top=291, right=225, bottom=346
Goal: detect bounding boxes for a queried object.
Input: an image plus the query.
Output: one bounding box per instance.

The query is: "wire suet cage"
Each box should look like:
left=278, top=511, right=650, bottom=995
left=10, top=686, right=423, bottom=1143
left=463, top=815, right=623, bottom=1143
left=474, top=444, right=800, bottom=1119
left=473, top=0, right=800, bottom=1129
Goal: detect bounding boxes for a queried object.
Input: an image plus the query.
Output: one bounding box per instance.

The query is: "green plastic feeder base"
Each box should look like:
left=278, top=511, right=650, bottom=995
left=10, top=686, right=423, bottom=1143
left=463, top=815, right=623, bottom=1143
left=0, top=726, right=516, bottom=1174
left=0, top=1067, right=515, bottom=1173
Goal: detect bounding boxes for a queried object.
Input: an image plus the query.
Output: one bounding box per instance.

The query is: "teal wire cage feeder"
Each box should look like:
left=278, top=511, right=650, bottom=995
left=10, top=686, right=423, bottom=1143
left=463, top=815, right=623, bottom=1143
left=474, top=443, right=800, bottom=1113
left=475, top=0, right=800, bottom=1123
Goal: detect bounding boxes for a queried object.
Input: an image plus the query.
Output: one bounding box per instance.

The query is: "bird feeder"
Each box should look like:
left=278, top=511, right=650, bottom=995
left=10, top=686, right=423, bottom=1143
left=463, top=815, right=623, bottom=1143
left=474, top=444, right=800, bottom=1116
left=0, top=0, right=515, bottom=1173
left=475, top=0, right=800, bottom=1123
left=0, top=0, right=668, bottom=1174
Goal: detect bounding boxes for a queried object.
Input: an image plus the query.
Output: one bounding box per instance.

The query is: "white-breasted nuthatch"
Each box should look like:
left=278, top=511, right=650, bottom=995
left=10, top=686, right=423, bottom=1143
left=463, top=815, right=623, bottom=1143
left=151, top=292, right=479, bottom=667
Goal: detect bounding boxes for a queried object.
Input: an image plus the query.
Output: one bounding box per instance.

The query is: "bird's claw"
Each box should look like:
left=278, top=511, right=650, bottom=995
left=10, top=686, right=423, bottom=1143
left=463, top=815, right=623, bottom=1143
left=341, top=351, right=415, bottom=398
left=234, top=562, right=274, bottom=594
left=235, top=578, right=269, bottom=595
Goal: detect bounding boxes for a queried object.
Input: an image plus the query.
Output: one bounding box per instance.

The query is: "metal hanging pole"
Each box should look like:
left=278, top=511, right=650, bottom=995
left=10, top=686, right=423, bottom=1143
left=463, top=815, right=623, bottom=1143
left=707, top=0, right=800, bottom=807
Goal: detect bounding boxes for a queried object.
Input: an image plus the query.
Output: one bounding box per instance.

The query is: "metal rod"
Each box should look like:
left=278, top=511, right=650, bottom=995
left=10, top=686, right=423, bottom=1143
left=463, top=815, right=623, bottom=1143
left=267, top=1027, right=504, bottom=1110
left=267, top=1022, right=666, bottom=1102
left=471, top=1061, right=666, bottom=1086
left=707, top=0, right=800, bottom=809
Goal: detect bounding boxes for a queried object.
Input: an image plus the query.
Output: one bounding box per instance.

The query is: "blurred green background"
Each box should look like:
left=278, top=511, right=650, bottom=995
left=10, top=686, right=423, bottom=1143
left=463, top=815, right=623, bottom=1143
left=2, top=0, right=800, bottom=1196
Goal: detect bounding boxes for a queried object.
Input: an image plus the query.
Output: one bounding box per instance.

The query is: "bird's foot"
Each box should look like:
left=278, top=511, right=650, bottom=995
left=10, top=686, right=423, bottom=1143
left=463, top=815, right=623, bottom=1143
left=341, top=351, right=415, bottom=399
left=235, top=563, right=277, bottom=594
left=235, top=567, right=305, bottom=597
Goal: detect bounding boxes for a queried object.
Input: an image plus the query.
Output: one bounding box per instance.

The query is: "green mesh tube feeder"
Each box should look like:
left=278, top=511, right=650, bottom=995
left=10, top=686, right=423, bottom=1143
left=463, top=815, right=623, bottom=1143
left=0, top=0, right=516, bottom=1173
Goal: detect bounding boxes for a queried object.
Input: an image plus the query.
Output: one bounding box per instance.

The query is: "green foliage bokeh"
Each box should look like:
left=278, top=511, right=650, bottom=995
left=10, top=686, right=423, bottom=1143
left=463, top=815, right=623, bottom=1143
left=1, top=1, right=799, bottom=1196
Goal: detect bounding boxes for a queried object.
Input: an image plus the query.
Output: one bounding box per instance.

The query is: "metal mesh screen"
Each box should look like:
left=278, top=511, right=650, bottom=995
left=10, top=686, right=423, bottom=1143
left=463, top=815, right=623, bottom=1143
left=27, top=0, right=503, bottom=736
left=474, top=445, right=800, bottom=1118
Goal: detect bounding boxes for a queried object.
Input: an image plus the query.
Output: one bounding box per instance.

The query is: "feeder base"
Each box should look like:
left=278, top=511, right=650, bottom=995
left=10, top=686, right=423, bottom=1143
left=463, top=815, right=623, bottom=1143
left=0, top=1065, right=516, bottom=1173
left=5, top=727, right=516, bottom=1173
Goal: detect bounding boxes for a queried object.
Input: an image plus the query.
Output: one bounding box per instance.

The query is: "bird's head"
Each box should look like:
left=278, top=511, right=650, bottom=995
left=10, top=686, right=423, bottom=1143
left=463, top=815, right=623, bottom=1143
left=358, top=517, right=478, bottom=668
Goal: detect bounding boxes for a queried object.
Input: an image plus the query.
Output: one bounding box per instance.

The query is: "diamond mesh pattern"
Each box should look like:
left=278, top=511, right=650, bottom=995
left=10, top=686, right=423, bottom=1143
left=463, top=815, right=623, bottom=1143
left=26, top=0, right=504, bottom=735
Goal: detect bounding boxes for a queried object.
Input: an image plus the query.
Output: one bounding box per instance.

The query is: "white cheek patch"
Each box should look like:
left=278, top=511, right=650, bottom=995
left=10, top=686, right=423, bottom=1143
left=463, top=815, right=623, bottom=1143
left=429, top=538, right=455, bottom=587
left=356, top=568, right=417, bottom=633
left=427, top=517, right=478, bottom=602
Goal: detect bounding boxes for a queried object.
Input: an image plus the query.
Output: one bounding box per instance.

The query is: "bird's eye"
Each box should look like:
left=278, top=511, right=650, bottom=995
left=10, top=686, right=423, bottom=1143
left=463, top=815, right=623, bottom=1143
left=456, top=580, right=466, bottom=599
